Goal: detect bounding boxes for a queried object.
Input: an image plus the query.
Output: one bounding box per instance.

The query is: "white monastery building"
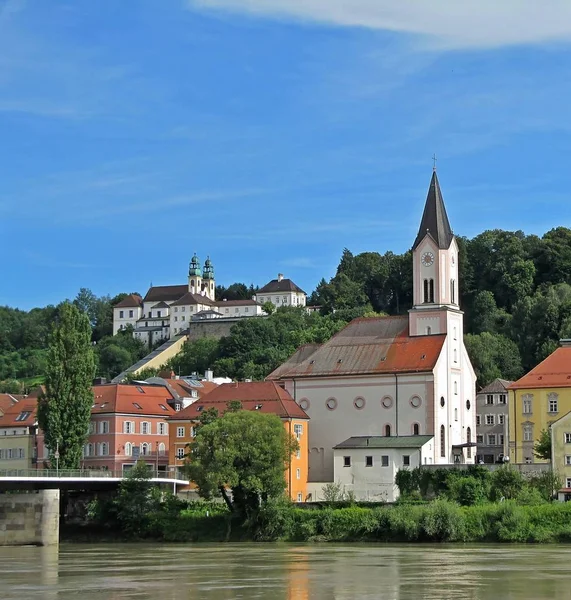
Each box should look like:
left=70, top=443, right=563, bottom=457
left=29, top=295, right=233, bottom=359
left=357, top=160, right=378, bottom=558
left=254, top=274, right=307, bottom=308
left=112, top=256, right=307, bottom=346
left=268, top=171, right=477, bottom=500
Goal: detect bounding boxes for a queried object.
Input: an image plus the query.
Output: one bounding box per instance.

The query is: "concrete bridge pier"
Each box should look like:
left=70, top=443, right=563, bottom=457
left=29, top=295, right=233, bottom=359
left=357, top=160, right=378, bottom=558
left=0, top=490, right=59, bottom=546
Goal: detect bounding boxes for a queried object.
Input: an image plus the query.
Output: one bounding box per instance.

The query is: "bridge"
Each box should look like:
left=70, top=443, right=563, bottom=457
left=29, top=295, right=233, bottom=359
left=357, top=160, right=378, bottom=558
left=0, top=468, right=190, bottom=492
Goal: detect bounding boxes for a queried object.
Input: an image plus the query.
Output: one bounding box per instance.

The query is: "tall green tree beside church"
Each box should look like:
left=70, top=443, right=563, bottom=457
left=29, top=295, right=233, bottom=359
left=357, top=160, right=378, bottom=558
left=38, top=302, right=96, bottom=469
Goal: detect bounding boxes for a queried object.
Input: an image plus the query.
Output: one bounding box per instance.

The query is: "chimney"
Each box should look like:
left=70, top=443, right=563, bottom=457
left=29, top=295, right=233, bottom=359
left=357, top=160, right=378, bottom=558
left=277, top=273, right=284, bottom=282
left=204, top=369, right=213, bottom=382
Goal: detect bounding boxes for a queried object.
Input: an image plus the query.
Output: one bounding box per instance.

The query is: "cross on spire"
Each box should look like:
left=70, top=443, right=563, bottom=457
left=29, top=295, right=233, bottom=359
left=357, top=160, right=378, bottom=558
left=432, top=153, right=437, bottom=171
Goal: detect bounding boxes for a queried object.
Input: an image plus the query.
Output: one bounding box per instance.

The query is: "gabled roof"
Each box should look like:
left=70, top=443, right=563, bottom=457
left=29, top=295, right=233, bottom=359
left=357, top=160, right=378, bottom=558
left=478, top=378, right=513, bottom=395
left=267, top=316, right=445, bottom=379
left=257, top=278, right=306, bottom=295
left=334, top=435, right=434, bottom=449
left=412, top=171, right=454, bottom=251
left=170, top=381, right=308, bottom=420
left=151, top=301, right=170, bottom=309
left=114, top=294, right=142, bottom=309
left=143, top=285, right=188, bottom=303
left=0, top=398, right=38, bottom=428
left=147, top=376, right=218, bottom=401
left=170, top=292, right=215, bottom=307
left=91, top=384, right=175, bottom=416
left=509, top=347, right=571, bottom=390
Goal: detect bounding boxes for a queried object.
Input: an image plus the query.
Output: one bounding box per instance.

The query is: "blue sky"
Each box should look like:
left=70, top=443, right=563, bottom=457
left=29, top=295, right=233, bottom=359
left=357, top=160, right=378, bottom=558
left=2, top=0, right=571, bottom=309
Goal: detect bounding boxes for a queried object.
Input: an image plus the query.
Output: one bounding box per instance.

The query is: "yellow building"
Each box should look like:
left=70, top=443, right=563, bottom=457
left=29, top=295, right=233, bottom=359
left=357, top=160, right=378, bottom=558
left=0, top=398, right=38, bottom=472
left=508, top=345, right=571, bottom=464
left=550, top=411, right=571, bottom=497
left=168, top=381, right=309, bottom=501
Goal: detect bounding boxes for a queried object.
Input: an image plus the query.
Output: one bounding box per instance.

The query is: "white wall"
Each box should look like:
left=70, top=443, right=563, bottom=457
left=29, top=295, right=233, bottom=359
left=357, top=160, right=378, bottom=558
left=255, top=291, right=306, bottom=307
left=285, top=373, right=437, bottom=482
left=333, top=441, right=432, bottom=502
left=216, top=303, right=264, bottom=318
left=113, top=306, right=141, bottom=335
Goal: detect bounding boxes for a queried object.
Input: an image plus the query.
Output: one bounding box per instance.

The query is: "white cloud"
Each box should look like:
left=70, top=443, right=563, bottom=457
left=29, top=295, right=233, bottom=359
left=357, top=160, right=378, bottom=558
left=188, top=0, right=571, bottom=49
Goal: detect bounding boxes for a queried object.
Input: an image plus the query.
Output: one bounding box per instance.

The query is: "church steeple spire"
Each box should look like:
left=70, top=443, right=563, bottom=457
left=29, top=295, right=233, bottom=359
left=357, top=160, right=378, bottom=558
left=412, top=171, right=453, bottom=251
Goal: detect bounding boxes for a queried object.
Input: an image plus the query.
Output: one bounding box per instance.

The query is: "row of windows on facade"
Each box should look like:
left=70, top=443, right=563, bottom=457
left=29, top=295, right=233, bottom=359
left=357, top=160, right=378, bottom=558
left=258, top=296, right=302, bottom=305
left=89, top=421, right=169, bottom=435
left=520, top=393, right=559, bottom=414
left=422, top=279, right=456, bottom=304
left=0, top=448, right=25, bottom=459
left=343, top=455, right=412, bottom=468
left=84, top=442, right=167, bottom=457
left=175, top=424, right=304, bottom=439
left=477, top=414, right=506, bottom=426
left=484, top=394, right=507, bottom=405
left=476, top=434, right=505, bottom=446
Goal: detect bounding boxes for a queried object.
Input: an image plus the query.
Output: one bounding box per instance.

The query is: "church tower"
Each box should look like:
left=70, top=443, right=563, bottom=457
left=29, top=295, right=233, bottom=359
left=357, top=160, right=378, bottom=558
left=202, top=256, right=216, bottom=301
left=188, top=253, right=203, bottom=295
left=409, top=170, right=461, bottom=339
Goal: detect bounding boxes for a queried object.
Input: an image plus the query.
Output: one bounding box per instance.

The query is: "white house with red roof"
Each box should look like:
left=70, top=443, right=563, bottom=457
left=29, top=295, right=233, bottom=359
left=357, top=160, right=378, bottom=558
left=268, top=171, right=477, bottom=494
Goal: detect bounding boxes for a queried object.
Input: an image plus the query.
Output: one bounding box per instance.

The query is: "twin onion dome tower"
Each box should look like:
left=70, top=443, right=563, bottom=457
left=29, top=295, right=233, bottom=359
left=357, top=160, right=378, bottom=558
left=188, top=254, right=215, bottom=300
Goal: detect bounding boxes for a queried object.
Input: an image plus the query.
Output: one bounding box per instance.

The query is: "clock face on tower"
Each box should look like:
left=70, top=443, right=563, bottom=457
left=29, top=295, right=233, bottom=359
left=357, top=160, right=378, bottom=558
left=422, top=252, right=434, bottom=267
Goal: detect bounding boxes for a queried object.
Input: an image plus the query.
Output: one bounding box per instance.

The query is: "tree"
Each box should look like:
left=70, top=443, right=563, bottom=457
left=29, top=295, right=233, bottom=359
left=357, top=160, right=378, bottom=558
left=186, top=410, right=298, bottom=516
left=465, top=332, right=523, bottom=387
left=37, top=302, right=96, bottom=469
left=534, top=429, right=552, bottom=461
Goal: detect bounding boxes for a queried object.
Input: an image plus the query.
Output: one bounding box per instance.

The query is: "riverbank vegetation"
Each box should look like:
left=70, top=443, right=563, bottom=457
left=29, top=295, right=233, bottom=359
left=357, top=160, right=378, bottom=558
left=79, top=464, right=571, bottom=544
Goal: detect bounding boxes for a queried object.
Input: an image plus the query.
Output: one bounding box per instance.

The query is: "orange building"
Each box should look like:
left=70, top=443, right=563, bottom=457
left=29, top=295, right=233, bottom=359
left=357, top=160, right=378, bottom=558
left=168, top=381, right=309, bottom=501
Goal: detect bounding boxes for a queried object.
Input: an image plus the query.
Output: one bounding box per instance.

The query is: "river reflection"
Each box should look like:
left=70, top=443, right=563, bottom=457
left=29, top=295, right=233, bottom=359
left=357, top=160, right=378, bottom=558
left=0, top=544, right=570, bottom=599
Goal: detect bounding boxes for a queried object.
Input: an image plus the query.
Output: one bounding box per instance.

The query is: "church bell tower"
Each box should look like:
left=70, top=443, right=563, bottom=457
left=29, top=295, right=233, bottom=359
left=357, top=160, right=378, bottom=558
left=409, top=170, right=461, bottom=337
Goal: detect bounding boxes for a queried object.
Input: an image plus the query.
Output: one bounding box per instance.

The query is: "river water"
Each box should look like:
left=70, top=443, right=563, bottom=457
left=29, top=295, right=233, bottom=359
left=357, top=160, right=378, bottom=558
left=0, top=543, right=569, bottom=599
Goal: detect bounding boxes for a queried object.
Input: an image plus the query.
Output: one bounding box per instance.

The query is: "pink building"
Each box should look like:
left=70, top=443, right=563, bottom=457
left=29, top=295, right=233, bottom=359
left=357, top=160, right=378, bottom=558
left=38, top=384, right=176, bottom=474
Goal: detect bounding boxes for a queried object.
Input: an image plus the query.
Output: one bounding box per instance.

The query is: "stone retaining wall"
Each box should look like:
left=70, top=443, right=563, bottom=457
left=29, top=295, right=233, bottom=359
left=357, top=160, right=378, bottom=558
left=0, top=490, right=59, bottom=546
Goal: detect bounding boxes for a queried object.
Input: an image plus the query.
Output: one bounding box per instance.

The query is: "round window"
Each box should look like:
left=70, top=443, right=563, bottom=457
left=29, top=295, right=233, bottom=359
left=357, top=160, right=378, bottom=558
left=354, top=397, right=366, bottom=410
left=381, top=396, right=393, bottom=409
left=326, top=398, right=337, bottom=411
left=410, top=396, right=422, bottom=408
left=299, top=398, right=310, bottom=411
left=440, top=396, right=445, bottom=408
left=466, top=399, right=471, bottom=411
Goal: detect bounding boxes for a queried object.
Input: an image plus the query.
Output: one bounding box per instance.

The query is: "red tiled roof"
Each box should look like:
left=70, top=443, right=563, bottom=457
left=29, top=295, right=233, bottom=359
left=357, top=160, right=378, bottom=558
left=92, top=384, right=175, bottom=416
left=508, top=347, right=571, bottom=390
left=170, top=292, right=215, bottom=307
left=143, top=285, right=188, bottom=303
left=162, top=379, right=218, bottom=400
left=170, top=381, right=308, bottom=420
left=0, top=393, right=18, bottom=414
left=0, top=398, right=38, bottom=427
left=267, top=316, right=445, bottom=379
left=114, top=294, right=142, bottom=308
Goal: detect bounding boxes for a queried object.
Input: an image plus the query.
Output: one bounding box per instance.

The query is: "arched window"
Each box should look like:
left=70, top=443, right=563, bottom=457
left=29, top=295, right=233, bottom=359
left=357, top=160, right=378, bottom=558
left=413, top=423, right=420, bottom=435
left=466, top=427, right=472, bottom=459
left=125, top=442, right=132, bottom=456
left=451, top=279, right=456, bottom=304
left=158, top=443, right=166, bottom=456
left=429, top=279, right=435, bottom=303
left=426, top=326, right=432, bottom=335
left=454, top=381, right=458, bottom=395
left=440, top=425, right=446, bottom=458
left=423, top=279, right=429, bottom=303
left=454, top=408, right=458, bottom=421
left=385, top=424, right=391, bottom=437
left=454, top=348, right=457, bottom=363
left=141, top=443, right=149, bottom=456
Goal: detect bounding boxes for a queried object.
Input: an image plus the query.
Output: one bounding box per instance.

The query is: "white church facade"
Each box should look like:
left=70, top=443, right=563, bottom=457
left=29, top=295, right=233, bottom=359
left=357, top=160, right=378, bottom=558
left=268, top=171, right=477, bottom=500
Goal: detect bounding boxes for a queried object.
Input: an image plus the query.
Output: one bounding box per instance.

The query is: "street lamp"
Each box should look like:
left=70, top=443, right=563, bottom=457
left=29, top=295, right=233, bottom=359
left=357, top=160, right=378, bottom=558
left=54, top=441, right=60, bottom=477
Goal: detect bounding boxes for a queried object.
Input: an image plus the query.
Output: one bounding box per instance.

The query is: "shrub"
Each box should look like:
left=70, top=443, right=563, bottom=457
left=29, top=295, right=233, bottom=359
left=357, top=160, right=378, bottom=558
left=490, top=467, right=525, bottom=501
left=421, top=499, right=465, bottom=541
left=448, top=476, right=487, bottom=506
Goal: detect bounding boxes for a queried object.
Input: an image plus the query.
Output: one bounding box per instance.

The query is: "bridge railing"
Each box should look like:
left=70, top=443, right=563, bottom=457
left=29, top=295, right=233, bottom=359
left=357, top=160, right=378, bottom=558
left=0, top=468, right=181, bottom=480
